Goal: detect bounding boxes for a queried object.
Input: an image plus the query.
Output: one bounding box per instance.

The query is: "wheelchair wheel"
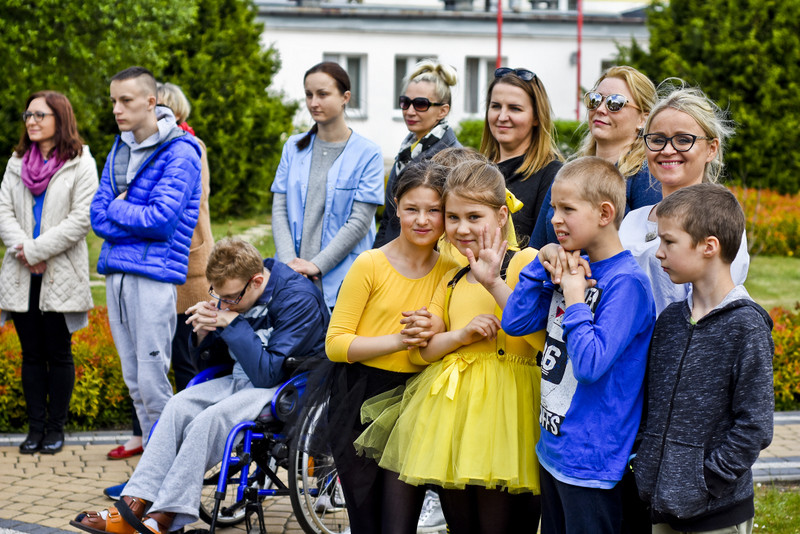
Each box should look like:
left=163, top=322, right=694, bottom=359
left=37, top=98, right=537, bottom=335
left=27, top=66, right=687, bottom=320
left=288, top=403, right=350, bottom=534
left=198, top=455, right=276, bottom=526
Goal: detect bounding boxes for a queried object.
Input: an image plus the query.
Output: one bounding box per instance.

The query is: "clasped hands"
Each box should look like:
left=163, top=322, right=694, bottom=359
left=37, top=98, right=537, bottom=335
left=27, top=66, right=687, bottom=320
left=13, top=244, right=46, bottom=275
left=185, top=300, right=240, bottom=342
left=538, top=243, right=597, bottom=301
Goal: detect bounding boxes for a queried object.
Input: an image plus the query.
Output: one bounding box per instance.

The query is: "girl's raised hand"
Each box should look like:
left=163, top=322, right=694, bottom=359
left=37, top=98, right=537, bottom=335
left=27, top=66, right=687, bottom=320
left=457, top=314, right=501, bottom=345
left=467, top=224, right=507, bottom=291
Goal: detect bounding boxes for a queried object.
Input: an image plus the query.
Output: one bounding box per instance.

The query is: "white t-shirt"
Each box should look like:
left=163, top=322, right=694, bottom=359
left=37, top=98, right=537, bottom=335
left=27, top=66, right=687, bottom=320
left=619, top=204, right=750, bottom=315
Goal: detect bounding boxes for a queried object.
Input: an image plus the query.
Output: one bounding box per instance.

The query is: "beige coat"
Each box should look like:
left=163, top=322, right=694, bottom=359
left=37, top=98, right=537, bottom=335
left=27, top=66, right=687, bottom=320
left=0, top=146, right=98, bottom=313
left=175, top=137, right=214, bottom=313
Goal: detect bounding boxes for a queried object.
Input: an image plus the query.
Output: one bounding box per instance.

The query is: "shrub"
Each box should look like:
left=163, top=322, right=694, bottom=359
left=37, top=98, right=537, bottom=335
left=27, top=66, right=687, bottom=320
left=0, top=307, right=129, bottom=432
left=730, top=187, right=800, bottom=257
left=455, top=118, right=484, bottom=150
left=456, top=118, right=587, bottom=158
left=770, top=305, right=800, bottom=411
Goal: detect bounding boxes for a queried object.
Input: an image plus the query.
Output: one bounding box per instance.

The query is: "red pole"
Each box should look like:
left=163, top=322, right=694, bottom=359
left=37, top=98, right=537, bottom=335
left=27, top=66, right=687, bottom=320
left=497, top=0, right=503, bottom=69
left=576, top=0, right=583, bottom=120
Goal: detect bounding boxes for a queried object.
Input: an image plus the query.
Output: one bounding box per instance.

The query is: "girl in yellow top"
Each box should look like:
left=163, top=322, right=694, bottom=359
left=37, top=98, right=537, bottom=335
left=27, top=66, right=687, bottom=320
left=324, top=160, right=460, bottom=534
left=356, top=159, right=545, bottom=533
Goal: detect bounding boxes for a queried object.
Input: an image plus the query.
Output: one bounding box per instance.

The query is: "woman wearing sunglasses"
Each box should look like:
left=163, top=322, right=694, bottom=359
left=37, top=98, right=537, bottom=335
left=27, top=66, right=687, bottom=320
left=374, top=59, right=460, bottom=248
left=481, top=67, right=563, bottom=245
left=619, top=85, right=749, bottom=315
left=530, top=65, right=661, bottom=248
left=271, top=62, right=384, bottom=309
left=0, top=91, right=98, bottom=454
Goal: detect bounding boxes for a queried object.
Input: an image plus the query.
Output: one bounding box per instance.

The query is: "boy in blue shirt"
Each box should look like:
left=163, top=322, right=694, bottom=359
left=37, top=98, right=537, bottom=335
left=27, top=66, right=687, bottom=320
left=503, top=157, right=656, bottom=533
left=633, top=184, right=773, bottom=534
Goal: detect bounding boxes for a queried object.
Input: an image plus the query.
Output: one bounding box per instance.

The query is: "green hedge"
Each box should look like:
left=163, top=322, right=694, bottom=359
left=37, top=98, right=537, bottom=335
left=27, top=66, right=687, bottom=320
left=456, top=118, right=585, bottom=158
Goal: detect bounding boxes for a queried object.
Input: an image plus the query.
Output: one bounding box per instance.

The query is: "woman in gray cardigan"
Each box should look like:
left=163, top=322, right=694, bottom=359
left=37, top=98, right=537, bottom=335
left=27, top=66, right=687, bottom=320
left=0, top=91, right=98, bottom=454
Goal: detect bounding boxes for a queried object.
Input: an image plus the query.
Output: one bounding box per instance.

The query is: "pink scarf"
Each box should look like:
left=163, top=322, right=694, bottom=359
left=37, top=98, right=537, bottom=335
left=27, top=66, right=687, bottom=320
left=21, top=143, right=66, bottom=196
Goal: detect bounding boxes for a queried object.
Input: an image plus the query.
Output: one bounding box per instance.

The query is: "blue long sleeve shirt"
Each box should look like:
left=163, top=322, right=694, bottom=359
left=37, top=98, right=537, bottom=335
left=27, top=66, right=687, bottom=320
left=502, top=251, right=656, bottom=486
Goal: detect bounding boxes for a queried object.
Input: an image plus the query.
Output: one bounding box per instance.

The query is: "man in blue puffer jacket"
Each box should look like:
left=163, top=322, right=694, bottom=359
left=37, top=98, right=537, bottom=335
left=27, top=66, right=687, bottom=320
left=91, top=66, right=202, bottom=444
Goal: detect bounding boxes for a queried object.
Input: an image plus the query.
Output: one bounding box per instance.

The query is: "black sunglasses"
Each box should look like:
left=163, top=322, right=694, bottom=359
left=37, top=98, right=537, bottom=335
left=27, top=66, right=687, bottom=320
left=494, top=67, right=537, bottom=81
left=399, top=95, right=445, bottom=112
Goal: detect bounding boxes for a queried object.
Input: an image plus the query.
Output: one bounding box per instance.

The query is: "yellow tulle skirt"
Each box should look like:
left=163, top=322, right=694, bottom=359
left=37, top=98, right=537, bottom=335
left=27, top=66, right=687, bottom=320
left=354, top=350, right=541, bottom=493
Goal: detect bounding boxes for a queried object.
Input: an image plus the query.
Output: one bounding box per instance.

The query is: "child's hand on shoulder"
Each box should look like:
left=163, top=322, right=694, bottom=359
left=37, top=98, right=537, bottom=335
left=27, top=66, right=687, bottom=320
left=467, top=225, right=507, bottom=291
left=456, top=314, right=501, bottom=346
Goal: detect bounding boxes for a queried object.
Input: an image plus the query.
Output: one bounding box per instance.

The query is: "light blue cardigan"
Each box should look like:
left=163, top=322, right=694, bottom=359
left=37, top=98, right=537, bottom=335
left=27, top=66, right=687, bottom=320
left=270, top=131, right=384, bottom=307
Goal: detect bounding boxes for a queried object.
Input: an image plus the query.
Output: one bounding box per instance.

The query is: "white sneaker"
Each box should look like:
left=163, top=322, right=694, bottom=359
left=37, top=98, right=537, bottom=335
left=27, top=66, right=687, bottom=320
left=417, top=491, right=447, bottom=533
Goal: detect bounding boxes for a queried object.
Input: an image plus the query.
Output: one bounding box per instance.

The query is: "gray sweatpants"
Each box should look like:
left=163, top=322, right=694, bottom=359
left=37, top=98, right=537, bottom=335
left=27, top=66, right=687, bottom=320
left=123, top=376, right=277, bottom=531
left=106, top=273, right=177, bottom=444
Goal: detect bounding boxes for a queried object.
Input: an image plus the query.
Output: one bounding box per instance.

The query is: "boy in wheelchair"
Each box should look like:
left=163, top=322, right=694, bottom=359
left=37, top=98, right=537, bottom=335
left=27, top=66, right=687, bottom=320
left=71, top=237, right=329, bottom=534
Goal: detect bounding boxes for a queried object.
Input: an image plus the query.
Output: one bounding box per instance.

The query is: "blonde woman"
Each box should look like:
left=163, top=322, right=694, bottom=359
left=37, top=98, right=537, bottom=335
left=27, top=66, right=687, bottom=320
left=531, top=66, right=662, bottom=248
left=374, top=59, right=460, bottom=248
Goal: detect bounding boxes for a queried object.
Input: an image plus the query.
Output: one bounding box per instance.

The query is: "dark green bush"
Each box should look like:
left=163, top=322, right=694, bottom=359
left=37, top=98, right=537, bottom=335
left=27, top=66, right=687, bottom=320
left=457, top=118, right=587, bottom=158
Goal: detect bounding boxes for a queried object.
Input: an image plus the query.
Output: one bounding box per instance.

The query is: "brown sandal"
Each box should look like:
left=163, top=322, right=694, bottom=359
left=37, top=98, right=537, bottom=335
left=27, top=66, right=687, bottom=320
left=139, top=512, right=175, bottom=534
left=70, top=497, right=147, bottom=534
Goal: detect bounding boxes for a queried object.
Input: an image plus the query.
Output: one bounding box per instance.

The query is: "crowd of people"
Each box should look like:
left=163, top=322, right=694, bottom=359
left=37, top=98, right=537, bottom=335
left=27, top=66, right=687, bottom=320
left=0, top=59, right=775, bottom=534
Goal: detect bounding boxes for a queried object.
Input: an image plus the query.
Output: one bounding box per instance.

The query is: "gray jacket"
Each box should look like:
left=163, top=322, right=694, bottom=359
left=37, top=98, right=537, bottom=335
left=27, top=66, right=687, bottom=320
left=633, top=286, right=774, bottom=529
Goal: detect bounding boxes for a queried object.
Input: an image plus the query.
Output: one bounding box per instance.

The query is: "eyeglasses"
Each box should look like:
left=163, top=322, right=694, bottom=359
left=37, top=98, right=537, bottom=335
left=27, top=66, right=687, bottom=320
left=22, top=111, right=54, bottom=122
left=494, top=67, right=537, bottom=81
left=583, top=92, right=639, bottom=112
left=643, top=133, right=715, bottom=152
left=398, top=96, right=445, bottom=112
left=208, top=274, right=257, bottom=305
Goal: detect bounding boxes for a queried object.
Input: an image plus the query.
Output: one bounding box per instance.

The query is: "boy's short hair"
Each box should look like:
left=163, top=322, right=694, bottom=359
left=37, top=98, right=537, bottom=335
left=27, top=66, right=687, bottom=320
left=111, top=66, right=158, bottom=97
left=656, top=183, right=744, bottom=264
left=554, top=156, right=626, bottom=228
left=206, top=238, right=264, bottom=286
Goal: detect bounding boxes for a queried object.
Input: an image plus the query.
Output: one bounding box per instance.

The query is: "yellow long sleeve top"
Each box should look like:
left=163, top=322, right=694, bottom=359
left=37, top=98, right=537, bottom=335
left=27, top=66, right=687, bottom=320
left=326, top=248, right=460, bottom=373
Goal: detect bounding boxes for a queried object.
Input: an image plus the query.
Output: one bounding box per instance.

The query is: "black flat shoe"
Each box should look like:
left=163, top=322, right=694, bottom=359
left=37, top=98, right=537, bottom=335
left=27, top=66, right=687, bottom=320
left=19, top=432, right=44, bottom=454
left=40, top=431, right=64, bottom=454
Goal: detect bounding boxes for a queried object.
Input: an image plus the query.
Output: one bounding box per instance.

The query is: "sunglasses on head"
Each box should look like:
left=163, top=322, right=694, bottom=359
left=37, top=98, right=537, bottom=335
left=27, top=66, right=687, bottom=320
left=398, top=95, right=445, bottom=112
left=494, top=67, right=537, bottom=81
left=583, top=92, right=639, bottom=112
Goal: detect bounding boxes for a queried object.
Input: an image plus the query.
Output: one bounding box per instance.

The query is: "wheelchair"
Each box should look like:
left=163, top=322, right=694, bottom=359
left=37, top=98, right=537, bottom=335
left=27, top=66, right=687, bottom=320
left=189, top=362, right=350, bottom=534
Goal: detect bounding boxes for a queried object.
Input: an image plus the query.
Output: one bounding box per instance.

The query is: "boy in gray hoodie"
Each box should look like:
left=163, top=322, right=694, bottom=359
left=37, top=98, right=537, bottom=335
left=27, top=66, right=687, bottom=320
left=633, top=184, right=773, bottom=534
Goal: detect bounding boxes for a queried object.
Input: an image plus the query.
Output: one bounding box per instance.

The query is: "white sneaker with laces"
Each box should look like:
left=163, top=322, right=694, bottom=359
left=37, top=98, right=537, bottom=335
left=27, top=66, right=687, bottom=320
left=417, top=490, right=447, bottom=533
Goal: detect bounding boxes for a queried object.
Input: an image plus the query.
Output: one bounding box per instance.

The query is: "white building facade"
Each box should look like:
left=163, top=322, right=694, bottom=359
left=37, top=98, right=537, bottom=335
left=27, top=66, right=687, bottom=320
left=256, top=0, right=649, bottom=160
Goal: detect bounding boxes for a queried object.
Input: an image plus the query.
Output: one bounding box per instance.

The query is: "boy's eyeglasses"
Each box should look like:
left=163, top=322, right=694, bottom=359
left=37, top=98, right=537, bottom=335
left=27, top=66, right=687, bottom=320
left=643, top=133, right=715, bottom=152
left=494, top=67, right=537, bottom=81
left=398, top=96, right=445, bottom=112
left=22, top=111, right=54, bottom=122
left=209, top=274, right=257, bottom=305
left=583, top=92, right=639, bottom=112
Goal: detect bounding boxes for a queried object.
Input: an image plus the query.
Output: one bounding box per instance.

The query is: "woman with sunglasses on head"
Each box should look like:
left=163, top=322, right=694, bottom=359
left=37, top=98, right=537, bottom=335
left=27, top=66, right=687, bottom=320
left=271, top=62, right=384, bottom=309
left=619, top=85, right=749, bottom=315
left=374, top=59, right=460, bottom=248
left=482, top=67, right=563, bottom=245
left=0, top=91, right=98, bottom=454
left=530, top=65, right=661, bottom=248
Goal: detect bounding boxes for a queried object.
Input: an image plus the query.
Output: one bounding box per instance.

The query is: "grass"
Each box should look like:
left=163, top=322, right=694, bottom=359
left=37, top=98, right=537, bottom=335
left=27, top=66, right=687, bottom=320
left=745, top=256, right=800, bottom=311
left=754, top=482, right=800, bottom=533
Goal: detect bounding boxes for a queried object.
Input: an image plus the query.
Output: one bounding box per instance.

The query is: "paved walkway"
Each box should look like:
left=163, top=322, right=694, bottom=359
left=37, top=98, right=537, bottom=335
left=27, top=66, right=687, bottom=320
left=1, top=412, right=799, bottom=534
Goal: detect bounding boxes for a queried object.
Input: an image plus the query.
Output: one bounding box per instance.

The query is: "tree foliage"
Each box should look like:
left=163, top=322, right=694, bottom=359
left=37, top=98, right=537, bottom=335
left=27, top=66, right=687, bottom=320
left=619, top=0, right=800, bottom=193
left=0, top=0, right=295, bottom=217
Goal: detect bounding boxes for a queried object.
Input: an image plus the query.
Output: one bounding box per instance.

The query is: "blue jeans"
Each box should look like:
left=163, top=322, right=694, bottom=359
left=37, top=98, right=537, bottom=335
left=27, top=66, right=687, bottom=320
left=539, top=464, right=622, bottom=534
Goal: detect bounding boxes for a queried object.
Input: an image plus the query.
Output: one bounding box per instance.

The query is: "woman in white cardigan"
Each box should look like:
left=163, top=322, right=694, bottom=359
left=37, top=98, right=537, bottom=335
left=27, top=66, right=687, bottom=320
left=0, top=91, right=98, bottom=454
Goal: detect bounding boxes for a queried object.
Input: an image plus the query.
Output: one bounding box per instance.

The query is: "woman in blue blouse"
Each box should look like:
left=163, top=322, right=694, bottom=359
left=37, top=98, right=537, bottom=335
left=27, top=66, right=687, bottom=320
left=530, top=65, right=662, bottom=248
left=271, top=62, right=384, bottom=308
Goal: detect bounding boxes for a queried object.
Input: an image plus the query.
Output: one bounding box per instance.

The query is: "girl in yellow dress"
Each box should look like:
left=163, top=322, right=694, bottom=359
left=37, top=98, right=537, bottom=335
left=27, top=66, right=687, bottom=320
left=324, top=160, right=461, bottom=533
left=356, top=159, right=545, bottom=533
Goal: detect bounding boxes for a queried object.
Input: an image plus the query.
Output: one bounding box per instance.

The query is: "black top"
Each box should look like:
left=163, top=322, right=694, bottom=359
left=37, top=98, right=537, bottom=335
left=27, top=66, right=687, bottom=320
left=498, top=156, right=561, bottom=246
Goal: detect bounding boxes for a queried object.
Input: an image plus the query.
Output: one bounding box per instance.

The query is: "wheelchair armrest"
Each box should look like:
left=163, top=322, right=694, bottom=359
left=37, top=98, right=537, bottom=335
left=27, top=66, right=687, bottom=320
left=186, top=363, right=234, bottom=388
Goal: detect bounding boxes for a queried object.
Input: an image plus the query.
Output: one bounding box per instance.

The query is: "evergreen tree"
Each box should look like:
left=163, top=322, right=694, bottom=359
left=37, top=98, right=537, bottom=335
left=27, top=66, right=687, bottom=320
left=619, top=0, right=800, bottom=193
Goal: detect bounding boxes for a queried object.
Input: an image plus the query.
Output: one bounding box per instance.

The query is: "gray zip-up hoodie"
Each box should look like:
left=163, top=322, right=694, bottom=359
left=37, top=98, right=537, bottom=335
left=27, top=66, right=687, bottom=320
left=633, top=286, right=774, bottom=530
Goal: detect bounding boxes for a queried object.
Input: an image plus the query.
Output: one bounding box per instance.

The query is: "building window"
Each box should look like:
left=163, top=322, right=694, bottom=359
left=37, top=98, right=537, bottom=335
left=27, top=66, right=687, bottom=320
left=464, top=57, right=504, bottom=115
left=322, top=53, right=366, bottom=116
left=394, top=55, right=437, bottom=109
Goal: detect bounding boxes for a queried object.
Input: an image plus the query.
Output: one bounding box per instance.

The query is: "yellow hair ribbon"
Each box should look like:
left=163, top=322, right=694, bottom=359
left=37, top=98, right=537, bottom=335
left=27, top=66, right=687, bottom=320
left=505, top=189, right=524, bottom=214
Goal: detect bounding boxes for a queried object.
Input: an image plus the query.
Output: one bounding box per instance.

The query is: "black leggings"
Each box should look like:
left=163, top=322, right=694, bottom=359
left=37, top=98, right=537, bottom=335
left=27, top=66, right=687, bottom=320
left=11, top=276, right=74, bottom=435
left=438, top=485, right=541, bottom=534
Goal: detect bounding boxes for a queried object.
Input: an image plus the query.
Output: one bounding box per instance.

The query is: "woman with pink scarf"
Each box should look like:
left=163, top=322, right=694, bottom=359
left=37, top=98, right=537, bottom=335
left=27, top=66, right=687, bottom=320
left=0, top=91, right=98, bottom=454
